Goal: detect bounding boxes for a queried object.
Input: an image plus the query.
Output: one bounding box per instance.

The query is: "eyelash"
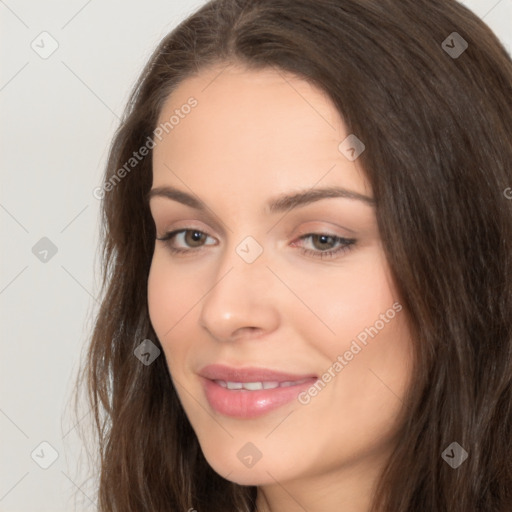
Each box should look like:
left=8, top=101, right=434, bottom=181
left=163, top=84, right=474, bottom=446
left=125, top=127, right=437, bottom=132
left=155, top=229, right=356, bottom=260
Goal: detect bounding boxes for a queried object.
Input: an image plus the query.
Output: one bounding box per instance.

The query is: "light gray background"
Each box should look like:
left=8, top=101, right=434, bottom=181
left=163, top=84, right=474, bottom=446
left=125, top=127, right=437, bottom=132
left=1, top=1, right=510, bottom=511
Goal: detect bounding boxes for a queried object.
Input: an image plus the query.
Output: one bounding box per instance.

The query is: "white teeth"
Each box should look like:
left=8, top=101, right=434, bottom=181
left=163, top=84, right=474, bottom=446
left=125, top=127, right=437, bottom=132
left=215, top=379, right=307, bottom=391
left=243, top=382, right=264, bottom=390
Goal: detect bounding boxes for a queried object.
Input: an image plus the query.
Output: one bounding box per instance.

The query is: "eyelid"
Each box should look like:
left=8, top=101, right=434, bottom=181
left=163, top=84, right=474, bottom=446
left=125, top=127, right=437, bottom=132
left=156, top=219, right=213, bottom=236
left=150, top=205, right=228, bottom=238
left=291, top=222, right=356, bottom=239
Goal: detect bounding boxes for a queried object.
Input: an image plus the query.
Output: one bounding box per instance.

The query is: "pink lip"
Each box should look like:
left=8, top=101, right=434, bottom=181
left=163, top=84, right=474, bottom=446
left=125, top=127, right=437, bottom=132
left=199, top=364, right=317, bottom=418
left=199, top=364, right=316, bottom=383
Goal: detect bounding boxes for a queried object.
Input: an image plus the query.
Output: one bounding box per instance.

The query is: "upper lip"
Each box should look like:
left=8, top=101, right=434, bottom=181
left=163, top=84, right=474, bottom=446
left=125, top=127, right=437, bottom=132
left=199, top=364, right=317, bottom=383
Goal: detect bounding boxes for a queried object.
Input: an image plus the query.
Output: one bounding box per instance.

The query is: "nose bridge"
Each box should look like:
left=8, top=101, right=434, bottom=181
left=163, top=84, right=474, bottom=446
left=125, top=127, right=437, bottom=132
left=198, top=232, right=279, bottom=341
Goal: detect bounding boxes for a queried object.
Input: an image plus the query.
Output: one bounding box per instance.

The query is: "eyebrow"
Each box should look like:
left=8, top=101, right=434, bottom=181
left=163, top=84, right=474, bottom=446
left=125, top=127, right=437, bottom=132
left=147, top=185, right=375, bottom=213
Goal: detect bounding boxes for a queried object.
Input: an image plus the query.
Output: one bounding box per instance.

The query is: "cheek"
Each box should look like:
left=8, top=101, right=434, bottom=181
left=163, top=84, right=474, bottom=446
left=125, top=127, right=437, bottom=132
left=147, top=255, right=190, bottom=364
left=290, top=248, right=412, bottom=423
left=147, top=254, right=207, bottom=377
left=147, top=257, right=170, bottom=333
left=147, top=254, right=197, bottom=335
left=284, top=247, right=398, bottom=349
left=147, top=259, right=185, bottom=392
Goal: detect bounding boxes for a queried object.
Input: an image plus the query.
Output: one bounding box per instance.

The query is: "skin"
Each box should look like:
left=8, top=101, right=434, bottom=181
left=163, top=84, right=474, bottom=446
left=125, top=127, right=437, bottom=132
left=147, top=62, right=414, bottom=512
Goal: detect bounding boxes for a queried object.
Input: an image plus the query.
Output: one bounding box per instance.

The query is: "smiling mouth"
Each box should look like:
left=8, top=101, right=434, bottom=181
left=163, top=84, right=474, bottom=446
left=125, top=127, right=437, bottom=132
left=213, top=378, right=313, bottom=391
left=201, top=377, right=317, bottom=418
left=197, top=363, right=318, bottom=417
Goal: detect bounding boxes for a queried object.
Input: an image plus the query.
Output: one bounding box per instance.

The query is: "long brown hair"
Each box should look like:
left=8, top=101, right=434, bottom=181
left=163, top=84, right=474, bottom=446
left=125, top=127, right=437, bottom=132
left=74, top=0, right=512, bottom=510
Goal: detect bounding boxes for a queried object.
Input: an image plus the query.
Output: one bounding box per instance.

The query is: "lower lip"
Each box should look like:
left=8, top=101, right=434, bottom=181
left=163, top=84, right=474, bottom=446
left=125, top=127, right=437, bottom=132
left=201, top=377, right=317, bottom=418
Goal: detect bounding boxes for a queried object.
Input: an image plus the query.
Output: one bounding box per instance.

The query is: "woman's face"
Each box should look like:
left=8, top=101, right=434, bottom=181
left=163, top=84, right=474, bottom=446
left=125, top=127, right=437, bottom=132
left=148, top=63, right=414, bottom=499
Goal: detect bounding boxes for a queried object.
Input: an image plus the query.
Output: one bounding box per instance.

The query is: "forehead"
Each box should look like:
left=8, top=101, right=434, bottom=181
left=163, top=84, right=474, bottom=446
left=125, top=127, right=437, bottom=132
left=152, top=63, right=371, bottom=200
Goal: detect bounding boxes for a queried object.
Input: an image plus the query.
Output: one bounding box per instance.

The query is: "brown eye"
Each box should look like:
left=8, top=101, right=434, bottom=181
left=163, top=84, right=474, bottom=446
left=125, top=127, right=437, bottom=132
left=310, top=234, right=337, bottom=251
left=184, top=230, right=207, bottom=247
left=293, top=233, right=356, bottom=260
left=155, top=229, right=217, bottom=254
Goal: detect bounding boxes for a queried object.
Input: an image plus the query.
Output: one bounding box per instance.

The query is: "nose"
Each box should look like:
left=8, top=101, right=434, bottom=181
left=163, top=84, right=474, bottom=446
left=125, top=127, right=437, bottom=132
left=198, top=241, right=280, bottom=342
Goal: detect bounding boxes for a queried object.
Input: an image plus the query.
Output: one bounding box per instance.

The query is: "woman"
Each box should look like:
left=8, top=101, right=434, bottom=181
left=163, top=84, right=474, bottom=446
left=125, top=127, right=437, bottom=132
left=76, top=0, right=512, bottom=510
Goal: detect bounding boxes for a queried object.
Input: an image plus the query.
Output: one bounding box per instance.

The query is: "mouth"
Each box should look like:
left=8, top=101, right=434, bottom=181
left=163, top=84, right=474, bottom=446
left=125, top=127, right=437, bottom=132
left=198, top=364, right=318, bottom=418
left=214, top=378, right=312, bottom=390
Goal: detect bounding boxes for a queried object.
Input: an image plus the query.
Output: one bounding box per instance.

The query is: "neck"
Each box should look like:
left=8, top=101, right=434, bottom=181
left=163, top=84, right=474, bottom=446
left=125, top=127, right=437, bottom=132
left=253, top=451, right=389, bottom=512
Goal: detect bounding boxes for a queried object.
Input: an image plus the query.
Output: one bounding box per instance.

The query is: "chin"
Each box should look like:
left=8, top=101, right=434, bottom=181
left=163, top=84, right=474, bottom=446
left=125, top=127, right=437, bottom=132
left=199, top=444, right=291, bottom=486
